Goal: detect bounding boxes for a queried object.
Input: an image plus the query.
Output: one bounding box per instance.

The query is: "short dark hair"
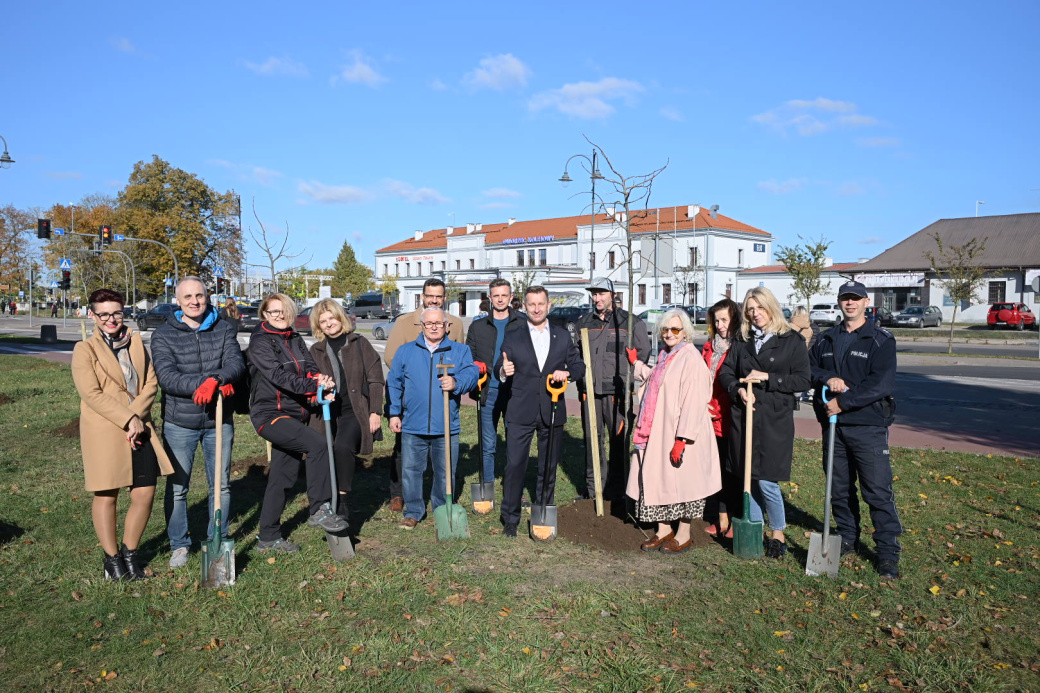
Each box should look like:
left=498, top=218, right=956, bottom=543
left=707, top=298, right=742, bottom=338
left=524, top=285, right=549, bottom=301
left=89, top=288, right=124, bottom=309
left=423, top=278, right=446, bottom=293
left=489, top=278, right=511, bottom=292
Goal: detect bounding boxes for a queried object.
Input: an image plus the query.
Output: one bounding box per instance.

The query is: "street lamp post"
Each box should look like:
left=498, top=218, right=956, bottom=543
left=559, top=150, right=604, bottom=282
left=0, top=135, right=14, bottom=169
left=976, top=200, right=986, bottom=217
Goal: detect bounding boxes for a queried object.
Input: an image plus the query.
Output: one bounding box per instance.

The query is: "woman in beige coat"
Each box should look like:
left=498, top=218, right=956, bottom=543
left=625, top=309, right=720, bottom=554
left=71, top=289, right=174, bottom=580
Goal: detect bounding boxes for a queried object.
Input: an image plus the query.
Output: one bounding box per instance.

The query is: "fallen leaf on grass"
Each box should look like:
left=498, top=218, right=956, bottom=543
left=929, top=586, right=942, bottom=595
left=773, top=630, right=790, bottom=637
left=266, top=557, right=276, bottom=564
left=72, top=591, right=83, bottom=601
left=153, top=649, right=165, bottom=657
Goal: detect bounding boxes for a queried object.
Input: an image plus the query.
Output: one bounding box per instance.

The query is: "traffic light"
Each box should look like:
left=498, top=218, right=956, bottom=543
left=215, top=277, right=224, bottom=294
left=37, top=219, right=51, bottom=239
left=99, top=225, right=113, bottom=246
left=61, top=270, right=71, bottom=291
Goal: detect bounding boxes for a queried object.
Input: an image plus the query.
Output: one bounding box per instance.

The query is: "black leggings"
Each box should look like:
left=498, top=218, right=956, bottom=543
left=254, top=415, right=331, bottom=542
left=331, top=412, right=362, bottom=495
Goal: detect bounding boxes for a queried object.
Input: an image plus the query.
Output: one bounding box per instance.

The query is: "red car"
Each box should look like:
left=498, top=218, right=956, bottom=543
left=987, top=302, right=1036, bottom=330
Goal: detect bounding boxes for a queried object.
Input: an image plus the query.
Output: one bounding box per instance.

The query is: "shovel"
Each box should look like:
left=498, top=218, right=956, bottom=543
left=806, top=385, right=842, bottom=578
left=732, top=380, right=764, bottom=559
left=434, top=363, right=469, bottom=540
left=470, top=372, right=495, bottom=515
left=531, top=375, right=567, bottom=542
left=579, top=328, right=604, bottom=517
left=318, top=385, right=355, bottom=562
left=201, top=392, right=235, bottom=588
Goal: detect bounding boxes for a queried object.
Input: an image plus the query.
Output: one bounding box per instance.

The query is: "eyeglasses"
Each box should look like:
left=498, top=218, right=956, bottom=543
left=93, top=312, right=124, bottom=322
left=661, top=327, right=683, bottom=336
left=421, top=321, right=447, bottom=328
left=264, top=309, right=285, bottom=317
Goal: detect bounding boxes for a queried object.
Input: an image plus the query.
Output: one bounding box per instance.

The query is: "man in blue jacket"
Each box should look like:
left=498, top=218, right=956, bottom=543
left=809, top=281, right=902, bottom=579
left=387, top=307, right=478, bottom=529
left=152, top=277, right=245, bottom=568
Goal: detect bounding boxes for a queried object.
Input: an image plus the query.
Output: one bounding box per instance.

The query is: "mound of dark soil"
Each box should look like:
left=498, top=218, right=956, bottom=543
left=53, top=417, right=80, bottom=438
left=230, top=454, right=269, bottom=478
left=0, top=393, right=13, bottom=406
left=557, top=498, right=715, bottom=553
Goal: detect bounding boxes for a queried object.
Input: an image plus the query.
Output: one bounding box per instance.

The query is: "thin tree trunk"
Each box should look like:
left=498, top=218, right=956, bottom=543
left=947, top=304, right=958, bottom=355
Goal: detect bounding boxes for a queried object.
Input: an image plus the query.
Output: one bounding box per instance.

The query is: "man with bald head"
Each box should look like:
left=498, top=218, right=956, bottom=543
left=152, top=276, right=245, bottom=568
left=386, top=307, right=477, bottom=529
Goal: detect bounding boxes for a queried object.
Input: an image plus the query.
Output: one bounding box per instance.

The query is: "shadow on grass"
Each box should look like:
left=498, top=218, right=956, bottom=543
left=0, top=519, right=25, bottom=547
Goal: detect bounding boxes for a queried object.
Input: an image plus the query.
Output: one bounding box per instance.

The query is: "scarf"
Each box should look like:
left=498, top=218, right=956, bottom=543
left=102, top=327, right=138, bottom=399
left=709, top=333, right=731, bottom=374
left=633, top=341, right=687, bottom=447
left=751, top=325, right=773, bottom=354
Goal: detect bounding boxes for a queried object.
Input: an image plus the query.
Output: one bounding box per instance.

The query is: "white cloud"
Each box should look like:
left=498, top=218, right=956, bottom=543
left=244, top=56, right=309, bottom=78
left=111, top=37, right=136, bottom=54
left=462, top=54, right=531, bottom=91
left=752, top=97, right=881, bottom=136
left=298, top=180, right=373, bottom=204
left=857, top=136, right=901, bottom=148
left=332, top=50, right=387, bottom=87
left=757, top=178, right=807, bottom=194
left=529, top=77, right=644, bottom=119
left=47, top=171, right=83, bottom=180
left=481, top=187, right=522, bottom=199
left=429, top=78, right=448, bottom=91
left=858, top=236, right=883, bottom=244
left=384, top=179, right=450, bottom=205
left=209, top=159, right=284, bottom=186
left=659, top=107, right=683, bottom=122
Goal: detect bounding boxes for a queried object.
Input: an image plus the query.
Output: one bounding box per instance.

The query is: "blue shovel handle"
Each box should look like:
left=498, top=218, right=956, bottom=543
left=318, top=384, right=332, bottom=421
left=820, top=385, right=837, bottom=423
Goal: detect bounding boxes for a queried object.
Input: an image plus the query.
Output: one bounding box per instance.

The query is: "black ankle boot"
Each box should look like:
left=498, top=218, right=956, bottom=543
left=120, top=544, right=147, bottom=581
left=103, top=552, right=128, bottom=581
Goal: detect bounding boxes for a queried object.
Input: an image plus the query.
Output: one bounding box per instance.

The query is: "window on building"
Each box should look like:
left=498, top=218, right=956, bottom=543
left=725, top=283, right=733, bottom=299
left=415, top=263, right=420, bottom=276
left=638, top=284, right=646, bottom=304
left=394, top=263, right=399, bottom=277
left=690, top=247, right=699, bottom=266
left=688, top=283, right=699, bottom=304
left=662, top=284, right=672, bottom=304
left=470, top=258, right=475, bottom=270
left=383, top=264, right=388, bottom=276
left=988, top=281, right=1006, bottom=304
left=429, top=262, right=434, bottom=275
left=738, top=249, right=745, bottom=266
left=404, top=264, right=410, bottom=277
left=455, top=260, right=461, bottom=270
left=528, top=249, right=536, bottom=267
left=608, top=251, right=616, bottom=269
left=517, top=250, right=524, bottom=267
left=539, top=248, right=547, bottom=266
left=441, top=261, right=446, bottom=271
left=615, top=291, right=624, bottom=305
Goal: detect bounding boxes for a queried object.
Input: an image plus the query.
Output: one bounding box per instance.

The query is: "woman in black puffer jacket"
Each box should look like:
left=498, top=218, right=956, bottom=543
left=248, top=293, right=346, bottom=553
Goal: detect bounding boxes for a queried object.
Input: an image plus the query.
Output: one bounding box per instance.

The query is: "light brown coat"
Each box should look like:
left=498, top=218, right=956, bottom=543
left=625, top=344, right=721, bottom=506
left=71, top=329, right=173, bottom=491
left=383, top=307, right=464, bottom=368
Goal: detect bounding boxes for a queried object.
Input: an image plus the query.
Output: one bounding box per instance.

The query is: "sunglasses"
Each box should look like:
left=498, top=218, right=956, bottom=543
left=661, top=326, right=683, bottom=336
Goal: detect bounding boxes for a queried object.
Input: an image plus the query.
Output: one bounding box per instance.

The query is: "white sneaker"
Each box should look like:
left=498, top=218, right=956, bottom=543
left=169, top=547, right=189, bottom=568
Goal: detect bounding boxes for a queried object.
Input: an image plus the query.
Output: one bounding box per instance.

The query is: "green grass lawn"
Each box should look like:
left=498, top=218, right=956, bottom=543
left=0, top=355, right=1037, bottom=692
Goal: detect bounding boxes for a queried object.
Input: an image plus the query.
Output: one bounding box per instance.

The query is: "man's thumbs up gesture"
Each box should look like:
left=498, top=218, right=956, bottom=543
left=501, top=351, right=515, bottom=378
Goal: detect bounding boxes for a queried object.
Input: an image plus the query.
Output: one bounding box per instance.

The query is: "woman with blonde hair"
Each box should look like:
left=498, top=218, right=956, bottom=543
left=72, top=288, right=174, bottom=579
left=625, top=309, right=720, bottom=553
left=718, top=287, right=811, bottom=559
left=308, top=299, right=384, bottom=525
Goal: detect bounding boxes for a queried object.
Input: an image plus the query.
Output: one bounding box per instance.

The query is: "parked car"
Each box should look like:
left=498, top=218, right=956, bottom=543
left=122, top=306, right=145, bottom=320
left=349, top=292, right=398, bottom=319
left=135, top=303, right=177, bottom=331
left=237, top=305, right=260, bottom=332
left=682, top=305, right=708, bottom=324
left=810, top=303, right=843, bottom=326
left=987, top=302, right=1036, bottom=331
left=894, top=305, right=942, bottom=328
left=295, top=306, right=314, bottom=335
left=865, top=306, right=896, bottom=327
left=547, top=306, right=587, bottom=342
left=371, top=314, right=400, bottom=340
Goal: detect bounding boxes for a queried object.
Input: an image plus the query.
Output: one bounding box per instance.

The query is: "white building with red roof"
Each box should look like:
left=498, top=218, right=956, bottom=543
left=737, top=261, right=866, bottom=312
left=375, top=204, right=774, bottom=315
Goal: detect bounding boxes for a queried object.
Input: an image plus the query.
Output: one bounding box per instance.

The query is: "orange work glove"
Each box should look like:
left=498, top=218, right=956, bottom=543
left=473, top=361, right=488, bottom=376
left=670, top=439, right=685, bottom=467
left=626, top=347, right=638, bottom=365
left=219, top=383, right=235, bottom=398
left=193, top=377, right=219, bottom=405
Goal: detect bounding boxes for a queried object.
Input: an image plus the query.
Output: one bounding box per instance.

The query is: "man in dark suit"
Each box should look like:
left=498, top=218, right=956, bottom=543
left=495, top=286, right=585, bottom=538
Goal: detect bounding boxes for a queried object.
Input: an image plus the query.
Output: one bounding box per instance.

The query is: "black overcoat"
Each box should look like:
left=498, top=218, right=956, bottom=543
left=717, top=330, right=811, bottom=482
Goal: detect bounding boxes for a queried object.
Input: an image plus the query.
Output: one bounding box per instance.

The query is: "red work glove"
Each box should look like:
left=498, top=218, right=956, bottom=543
left=474, top=361, right=488, bottom=376
left=193, top=377, right=219, bottom=405
left=219, top=383, right=235, bottom=398
left=626, top=347, right=638, bottom=365
left=670, top=439, right=686, bottom=467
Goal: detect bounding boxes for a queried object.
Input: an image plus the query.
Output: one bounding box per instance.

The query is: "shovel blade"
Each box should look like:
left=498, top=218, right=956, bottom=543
left=470, top=481, right=495, bottom=515
left=326, top=530, right=356, bottom=562
left=201, top=539, right=236, bottom=588
left=529, top=505, right=558, bottom=542
left=434, top=502, right=470, bottom=541
left=731, top=515, right=764, bottom=559
left=805, top=532, right=842, bottom=578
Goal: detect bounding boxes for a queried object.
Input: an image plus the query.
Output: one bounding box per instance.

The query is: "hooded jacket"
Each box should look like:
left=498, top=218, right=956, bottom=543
left=151, top=306, right=246, bottom=429
left=387, top=334, right=478, bottom=436
left=247, top=322, right=322, bottom=427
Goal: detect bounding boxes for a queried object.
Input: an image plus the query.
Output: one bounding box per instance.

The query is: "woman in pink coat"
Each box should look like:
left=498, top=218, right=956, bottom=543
left=625, top=309, right=721, bottom=554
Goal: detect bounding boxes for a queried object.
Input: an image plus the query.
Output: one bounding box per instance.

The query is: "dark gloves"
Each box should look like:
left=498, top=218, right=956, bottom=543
left=193, top=377, right=219, bottom=405
left=219, top=383, right=235, bottom=398
left=670, top=439, right=685, bottom=467
left=626, top=347, right=638, bottom=365
left=474, top=361, right=488, bottom=376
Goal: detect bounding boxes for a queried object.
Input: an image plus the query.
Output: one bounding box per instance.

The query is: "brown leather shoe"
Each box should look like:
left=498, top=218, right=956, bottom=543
left=388, top=496, right=404, bottom=513
left=660, top=537, right=693, bottom=554
left=398, top=517, right=418, bottom=530
left=640, top=532, right=674, bottom=552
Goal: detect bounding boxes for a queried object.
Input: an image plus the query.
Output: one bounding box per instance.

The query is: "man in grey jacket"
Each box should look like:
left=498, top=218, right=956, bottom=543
left=151, top=277, right=245, bottom=568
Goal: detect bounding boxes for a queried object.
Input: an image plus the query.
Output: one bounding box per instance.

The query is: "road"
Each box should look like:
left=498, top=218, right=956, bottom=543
left=1, top=314, right=1037, bottom=459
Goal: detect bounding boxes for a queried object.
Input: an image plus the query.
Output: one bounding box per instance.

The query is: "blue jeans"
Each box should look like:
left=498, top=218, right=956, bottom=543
left=748, top=479, right=787, bottom=532
left=401, top=432, right=459, bottom=521
left=163, top=421, right=233, bottom=550
left=479, top=386, right=505, bottom=482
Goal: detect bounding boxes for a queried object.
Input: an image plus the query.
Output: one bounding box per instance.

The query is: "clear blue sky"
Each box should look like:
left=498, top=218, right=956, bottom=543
left=4, top=1, right=1038, bottom=272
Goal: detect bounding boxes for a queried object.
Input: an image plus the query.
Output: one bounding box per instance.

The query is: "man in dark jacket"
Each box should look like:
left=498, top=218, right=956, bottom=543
left=152, top=277, right=245, bottom=568
left=810, top=281, right=902, bottom=580
left=465, top=279, right=526, bottom=489
left=575, top=277, right=651, bottom=500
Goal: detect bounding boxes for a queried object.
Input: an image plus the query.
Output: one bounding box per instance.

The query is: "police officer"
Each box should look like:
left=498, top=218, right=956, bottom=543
left=809, top=281, right=902, bottom=579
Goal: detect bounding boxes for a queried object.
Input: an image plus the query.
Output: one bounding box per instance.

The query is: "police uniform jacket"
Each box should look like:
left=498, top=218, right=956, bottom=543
left=809, top=321, right=897, bottom=427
